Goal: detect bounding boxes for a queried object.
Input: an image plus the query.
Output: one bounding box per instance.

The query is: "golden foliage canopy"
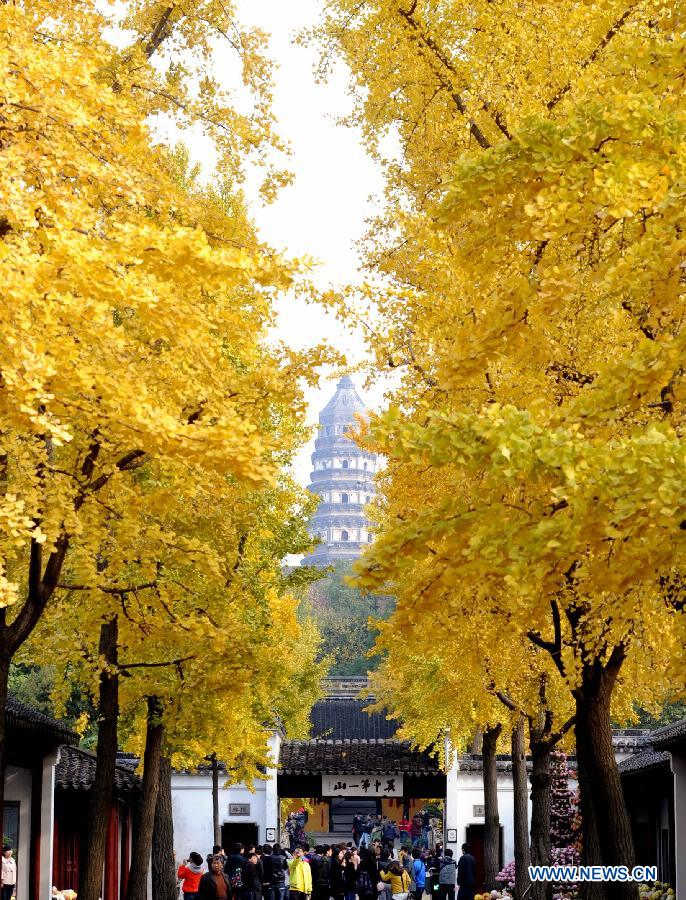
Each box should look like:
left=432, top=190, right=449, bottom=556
left=312, top=0, right=686, bottom=738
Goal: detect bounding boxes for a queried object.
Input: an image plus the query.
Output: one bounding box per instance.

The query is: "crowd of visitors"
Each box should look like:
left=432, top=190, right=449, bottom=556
left=177, top=840, right=477, bottom=900
left=350, top=814, right=435, bottom=851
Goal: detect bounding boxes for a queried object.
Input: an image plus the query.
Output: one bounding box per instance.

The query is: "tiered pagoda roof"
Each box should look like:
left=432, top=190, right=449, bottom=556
left=303, top=376, right=379, bottom=567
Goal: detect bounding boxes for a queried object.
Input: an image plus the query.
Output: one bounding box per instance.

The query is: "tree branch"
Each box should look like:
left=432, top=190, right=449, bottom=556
left=119, top=655, right=194, bottom=671
left=543, top=713, right=576, bottom=751
left=397, top=4, right=493, bottom=150
left=145, top=6, right=176, bottom=58
left=547, top=5, right=637, bottom=110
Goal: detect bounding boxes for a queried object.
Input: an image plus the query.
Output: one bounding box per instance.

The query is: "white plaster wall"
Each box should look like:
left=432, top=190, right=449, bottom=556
left=5, top=765, right=32, bottom=900
left=172, top=775, right=268, bottom=863
left=671, top=750, right=686, bottom=899
left=449, top=771, right=530, bottom=866
left=40, top=751, right=59, bottom=900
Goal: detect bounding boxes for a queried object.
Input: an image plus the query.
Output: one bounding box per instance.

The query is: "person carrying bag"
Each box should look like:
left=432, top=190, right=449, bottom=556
left=380, top=862, right=411, bottom=900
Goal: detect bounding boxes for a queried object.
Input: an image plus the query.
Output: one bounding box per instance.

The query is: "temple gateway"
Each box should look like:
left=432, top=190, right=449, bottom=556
left=171, top=677, right=526, bottom=887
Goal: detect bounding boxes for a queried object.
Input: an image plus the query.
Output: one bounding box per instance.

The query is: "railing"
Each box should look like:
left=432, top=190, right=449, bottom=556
left=322, top=676, right=369, bottom=698
left=311, top=502, right=368, bottom=513
left=310, top=469, right=376, bottom=483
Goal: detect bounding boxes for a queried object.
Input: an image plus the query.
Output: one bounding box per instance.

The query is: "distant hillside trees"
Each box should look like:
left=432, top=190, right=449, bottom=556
left=306, top=563, right=394, bottom=676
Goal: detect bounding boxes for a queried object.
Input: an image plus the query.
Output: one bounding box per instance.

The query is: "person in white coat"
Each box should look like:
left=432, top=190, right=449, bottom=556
left=1, top=845, right=16, bottom=900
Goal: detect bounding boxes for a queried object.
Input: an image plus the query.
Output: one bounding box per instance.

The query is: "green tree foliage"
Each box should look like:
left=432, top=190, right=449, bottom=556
left=305, top=563, right=394, bottom=676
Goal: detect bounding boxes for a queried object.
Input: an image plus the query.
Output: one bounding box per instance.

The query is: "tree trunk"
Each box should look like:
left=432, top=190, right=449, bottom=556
left=528, top=736, right=552, bottom=900
left=576, top=734, right=603, bottom=900
left=511, top=719, right=531, bottom=900
left=575, top=653, right=637, bottom=900
left=127, top=696, right=165, bottom=900
left=482, top=724, right=502, bottom=891
left=211, top=754, right=220, bottom=847
left=80, top=618, right=120, bottom=900
left=152, top=756, right=176, bottom=900
left=0, top=651, right=11, bottom=825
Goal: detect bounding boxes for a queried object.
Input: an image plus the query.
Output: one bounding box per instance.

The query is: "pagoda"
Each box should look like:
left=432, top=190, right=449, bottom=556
left=302, top=376, right=379, bottom=567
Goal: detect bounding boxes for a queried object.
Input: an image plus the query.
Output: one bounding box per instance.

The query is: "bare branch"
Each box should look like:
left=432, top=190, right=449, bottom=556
left=119, top=655, right=194, bottom=671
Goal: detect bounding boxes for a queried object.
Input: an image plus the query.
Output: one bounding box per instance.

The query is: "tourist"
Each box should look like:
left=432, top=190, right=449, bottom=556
left=397, top=816, right=412, bottom=850
left=352, top=814, right=362, bottom=848
left=307, top=847, right=322, bottom=896
left=1, top=846, right=16, bottom=900
left=359, top=815, right=373, bottom=850
left=381, top=818, right=398, bottom=853
left=199, top=856, right=232, bottom=900
left=288, top=847, right=312, bottom=900
left=208, top=846, right=225, bottom=870
left=398, top=847, right=413, bottom=879
left=356, top=848, right=377, bottom=900
left=243, top=850, right=263, bottom=900
left=312, top=845, right=332, bottom=900
left=178, top=852, right=205, bottom=900
left=342, top=849, right=359, bottom=900
left=456, top=845, right=476, bottom=900
left=410, top=849, right=426, bottom=900
left=269, top=843, right=288, bottom=900
left=438, top=850, right=456, bottom=900
left=380, top=861, right=411, bottom=900
left=261, top=844, right=275, bottom=900
left=330, top=846, right=346, bottom=900
left=224, top=843, right=246, bottom=898
left=420, top=813, right=431, bottom=851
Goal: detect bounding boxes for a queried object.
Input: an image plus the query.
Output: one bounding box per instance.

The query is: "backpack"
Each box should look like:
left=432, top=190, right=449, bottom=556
left=229, top=864, right=243, bottom=892
left=439, top=861, right=457, bottom=885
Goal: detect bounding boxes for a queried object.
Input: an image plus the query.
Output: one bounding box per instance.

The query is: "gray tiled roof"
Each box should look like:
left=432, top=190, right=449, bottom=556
left=650, top=717, right=686, bottom=750
left=612, top=728, right=651, bottom=750
left=618, top=748, right=671, bottom=775
left=7, top=697, right=78, bottom=746
left=311, top=699, right=399, bottom=741
left=279, top=739, right=440, bottom=775
left=56, top=745, right=141, bottom=796
left=457, top=754, right=538, bottom=774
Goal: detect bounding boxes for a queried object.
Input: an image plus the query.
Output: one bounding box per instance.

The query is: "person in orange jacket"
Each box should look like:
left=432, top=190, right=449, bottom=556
left=178, top=852, right=205, bottom=900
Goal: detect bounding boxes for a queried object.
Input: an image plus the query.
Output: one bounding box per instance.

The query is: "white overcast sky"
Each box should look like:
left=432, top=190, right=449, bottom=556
left=126, top=0, right=389, bottom=484
left=227, top=0, right=390, bottom=484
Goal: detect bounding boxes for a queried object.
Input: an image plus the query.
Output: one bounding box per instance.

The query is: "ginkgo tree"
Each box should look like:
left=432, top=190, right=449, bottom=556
left=0, top=0, right=329, bottom=834
left=31, top=455, right=323, bottom=900
left=313, top=1, right=685, bottom=897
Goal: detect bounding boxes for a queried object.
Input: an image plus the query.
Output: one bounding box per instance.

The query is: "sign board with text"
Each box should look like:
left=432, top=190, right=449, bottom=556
left=322, top=774, right=403, bottom=797
left=229, top=803, right=251, bottom=816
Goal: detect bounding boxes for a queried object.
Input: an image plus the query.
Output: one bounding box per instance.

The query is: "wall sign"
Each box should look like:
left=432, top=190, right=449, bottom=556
left=229, top=803, right=251, bottom=816
left=446, top=829, right=458, bottom=844
left=322, top=774, right=403, bottom=797
left=472, top=805, right=485, bottom=818
left=266, top=827, right=277, bottom=842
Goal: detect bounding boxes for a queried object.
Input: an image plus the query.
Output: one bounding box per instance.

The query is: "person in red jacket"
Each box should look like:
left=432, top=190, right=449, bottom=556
left=178, top=852, right=205, bottom=900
